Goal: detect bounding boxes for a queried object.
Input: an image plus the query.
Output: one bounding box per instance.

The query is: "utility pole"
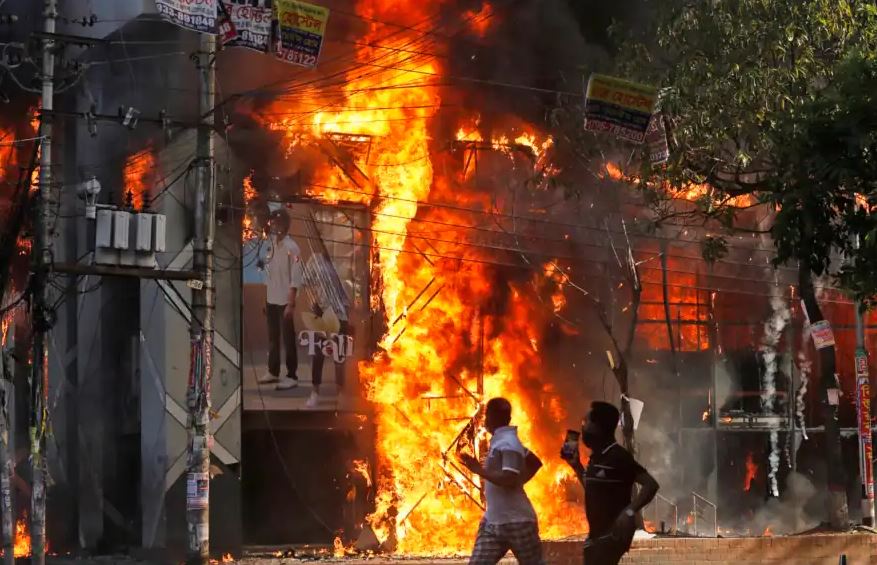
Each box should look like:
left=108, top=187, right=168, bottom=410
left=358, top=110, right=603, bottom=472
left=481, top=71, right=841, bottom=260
left=186, top=32, right=216, bottom=565
left=853, top=234, right=875, bottom=527
left=31, top=1, right=56, bottom=563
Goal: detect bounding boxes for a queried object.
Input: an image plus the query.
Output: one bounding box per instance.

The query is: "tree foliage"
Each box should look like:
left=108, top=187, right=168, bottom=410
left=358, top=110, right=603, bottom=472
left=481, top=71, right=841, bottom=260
left=614, top=0, right=877, bottom=302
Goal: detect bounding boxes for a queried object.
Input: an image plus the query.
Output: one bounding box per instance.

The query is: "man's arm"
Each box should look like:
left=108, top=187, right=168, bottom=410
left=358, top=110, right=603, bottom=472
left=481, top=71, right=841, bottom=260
left=612, top=467, right=659, bottom=537
left=629, top=470, right=659, bottom=513
left=459, top=452, right=522, bottom=488
left=521, top=450, right=543, bottom=483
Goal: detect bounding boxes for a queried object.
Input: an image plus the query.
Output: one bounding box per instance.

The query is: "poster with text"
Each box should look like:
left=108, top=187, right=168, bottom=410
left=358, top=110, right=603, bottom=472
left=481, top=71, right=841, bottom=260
left=274, top=0, right=329, bottom=68
left=242, top=201, right=370, bottom=412
left=155, top=0, right=218, bottom=34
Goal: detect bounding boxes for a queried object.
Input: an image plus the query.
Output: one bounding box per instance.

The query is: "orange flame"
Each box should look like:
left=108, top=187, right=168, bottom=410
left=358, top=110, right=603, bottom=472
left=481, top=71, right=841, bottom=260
left=259, top=0, right=582, bottom=554
left=123, top=147, right=156, bottom=211
left=242, top=172, right=258, bottom=241
left=13, top=517, right=30, bottom=558
left=333, top=536, right=346, bottom=558
left=762, top=526, right=773, bottom=537
left=744, top=452, right=758, bottom=492
left=352, top=458, right=372, bottom=488
left=464, top=3, right=493, bottom=38
left=604, top=162, right=754, bottom=208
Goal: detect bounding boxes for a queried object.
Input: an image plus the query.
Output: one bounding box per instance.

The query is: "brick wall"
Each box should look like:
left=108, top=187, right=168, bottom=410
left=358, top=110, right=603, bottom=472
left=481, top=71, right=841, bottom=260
left=543, top=534, right=877, bottom=565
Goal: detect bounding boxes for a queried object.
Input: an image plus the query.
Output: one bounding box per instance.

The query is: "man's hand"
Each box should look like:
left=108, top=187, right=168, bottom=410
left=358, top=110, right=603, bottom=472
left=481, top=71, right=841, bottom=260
left=459, top=453, right=482, bottom=475
left=284, top=303, right=296, bottom=320
left=611, top=508, right=635, bottom=540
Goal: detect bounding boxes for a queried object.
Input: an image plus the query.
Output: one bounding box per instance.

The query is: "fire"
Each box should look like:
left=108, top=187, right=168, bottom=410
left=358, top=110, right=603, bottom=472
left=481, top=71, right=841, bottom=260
left=762, top=526, right=773, bottom=537
left=541, top=262, right=568, bottom=314
left=13, top=517, right=30, bottom=558
left=352, top=458, right=372, bottom=488
left=333, top=536, right=347, bottom=558
left=744, top=452, right=758, bottom=492
left=464, top=2, right=493, bottom=38
left=15, top=234, right=31, bottom=257
left=123, top=147, right=156, bottom=211
left=242, top=171, right=258, bottom=240
left=604, top=162, right=755, bottom=208
left=260, top=0, right=581, bottom=555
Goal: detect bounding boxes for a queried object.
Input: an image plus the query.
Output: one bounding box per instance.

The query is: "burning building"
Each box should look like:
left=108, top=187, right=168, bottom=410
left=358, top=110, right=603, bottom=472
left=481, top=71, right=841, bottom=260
left=0, top=0, right=872, bottom=561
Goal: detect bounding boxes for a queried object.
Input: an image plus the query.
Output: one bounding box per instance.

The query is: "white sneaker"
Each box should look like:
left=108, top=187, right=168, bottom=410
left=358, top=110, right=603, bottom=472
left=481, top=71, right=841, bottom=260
left=276, top=376, right=299, bottom=390
left=258, top=373, right=279, bottom=385
left=305, top=391, right=320, bottom=409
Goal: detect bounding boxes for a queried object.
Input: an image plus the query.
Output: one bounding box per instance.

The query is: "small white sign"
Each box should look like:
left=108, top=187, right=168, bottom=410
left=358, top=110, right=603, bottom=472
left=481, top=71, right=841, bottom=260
left=810, top=320, right=835, bottom=350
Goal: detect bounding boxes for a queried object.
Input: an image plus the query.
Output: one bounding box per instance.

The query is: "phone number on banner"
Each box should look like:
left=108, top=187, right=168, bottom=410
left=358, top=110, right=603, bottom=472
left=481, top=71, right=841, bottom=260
left=277, top=47, right=318, bottom=68
left=156, top=3, right=217, bottom=33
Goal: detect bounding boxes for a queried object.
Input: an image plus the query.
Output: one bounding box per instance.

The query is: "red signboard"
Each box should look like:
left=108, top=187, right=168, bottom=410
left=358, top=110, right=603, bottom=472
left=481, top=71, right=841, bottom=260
left=858, top=375, right=874, bottom=501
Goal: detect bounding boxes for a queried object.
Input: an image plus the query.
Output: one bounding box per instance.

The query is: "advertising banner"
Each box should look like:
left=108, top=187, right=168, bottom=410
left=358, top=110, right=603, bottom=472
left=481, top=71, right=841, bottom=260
left=155, top=0, right=218, bottom=34
left=810, top=320, right=835, bottom=350
left=242, top=201, right=370, bottom=412
left=856, top=349, right=874, bottom=502
left=274, top=0, right=330, bottom=68
left=645, top=112, right=670, bottom=165
left=220, top=0, right=273, bottom=52
left=584, top=74, right=658, bottom=143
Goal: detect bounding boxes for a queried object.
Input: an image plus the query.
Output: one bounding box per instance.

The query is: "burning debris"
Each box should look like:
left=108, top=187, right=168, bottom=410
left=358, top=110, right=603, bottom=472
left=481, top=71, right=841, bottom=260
left=744, top=452, right=758, bottom=493
left=122, top=146, right=157, bottom=211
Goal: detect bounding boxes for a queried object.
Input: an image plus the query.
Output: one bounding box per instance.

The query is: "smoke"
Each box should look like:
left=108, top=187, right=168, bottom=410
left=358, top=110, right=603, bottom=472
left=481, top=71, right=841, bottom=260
left=760, top=289, right=790, bottom=497
left=796, top=324, right=812, bottom=441
left=748, top=471, right=821, bottom=535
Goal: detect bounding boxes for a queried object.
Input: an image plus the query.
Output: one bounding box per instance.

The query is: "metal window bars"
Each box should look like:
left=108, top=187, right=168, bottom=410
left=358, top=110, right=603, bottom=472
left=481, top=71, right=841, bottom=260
left=692, top=491, right=718, bottom=537
left=647, top=493, right=679, bottom=534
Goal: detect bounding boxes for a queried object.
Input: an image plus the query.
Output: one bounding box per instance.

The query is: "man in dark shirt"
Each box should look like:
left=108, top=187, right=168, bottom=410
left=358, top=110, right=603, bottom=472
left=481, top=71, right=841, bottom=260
left=561, top=401, right=659, bottom=565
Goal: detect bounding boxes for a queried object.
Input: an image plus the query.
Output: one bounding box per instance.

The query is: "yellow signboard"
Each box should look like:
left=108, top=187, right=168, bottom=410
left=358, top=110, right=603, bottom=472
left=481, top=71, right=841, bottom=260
left=584, top=74, right=658, bottom=143
left=275, top=0, right=330, bottom=68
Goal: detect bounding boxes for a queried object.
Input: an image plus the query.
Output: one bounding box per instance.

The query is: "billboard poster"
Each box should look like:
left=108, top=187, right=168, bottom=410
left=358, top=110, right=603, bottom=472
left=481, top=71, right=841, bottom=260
left=645, top=112, right=670, bottom=165
left=220, top=0, right=273, bottom=52
left=155, top=0, right=218, bottom=34
left=274, top=0, right=330, bottom=68
left=856, top=349, right=874, bottom=501
left=584, top=74, right=658, bottom=143
left=242, top=201, right=369, bottom=412
left=810, top=320, right=835, bottom=350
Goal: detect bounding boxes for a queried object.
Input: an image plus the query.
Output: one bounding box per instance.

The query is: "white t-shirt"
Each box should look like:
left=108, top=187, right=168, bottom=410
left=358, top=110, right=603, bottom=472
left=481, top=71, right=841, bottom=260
left=265, top=235, right=304, bottom=306
left=483, top=426, right=537, bottom=525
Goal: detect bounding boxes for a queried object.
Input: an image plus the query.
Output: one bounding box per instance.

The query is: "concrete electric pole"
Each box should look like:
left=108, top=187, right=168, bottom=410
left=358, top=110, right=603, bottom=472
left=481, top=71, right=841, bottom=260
left=31, top=1, right=56, bottom=563
left=186, top=31, right=216, bottom=565
left=854, top=234, right=875, bottom=527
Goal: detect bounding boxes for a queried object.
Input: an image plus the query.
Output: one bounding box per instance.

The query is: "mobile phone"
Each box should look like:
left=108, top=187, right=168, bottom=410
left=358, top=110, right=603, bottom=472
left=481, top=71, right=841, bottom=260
left=561, top=429, right=580, bottom=459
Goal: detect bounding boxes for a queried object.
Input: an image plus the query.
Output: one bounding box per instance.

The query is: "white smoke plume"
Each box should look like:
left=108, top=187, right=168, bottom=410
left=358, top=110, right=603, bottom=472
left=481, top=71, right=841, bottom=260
left=760, top=290, right=791, bottom=497
left=797, top=323, right=811, bottom=441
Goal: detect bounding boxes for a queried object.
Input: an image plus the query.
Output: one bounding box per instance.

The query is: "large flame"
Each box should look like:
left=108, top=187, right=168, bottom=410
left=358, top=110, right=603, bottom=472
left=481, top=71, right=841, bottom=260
left=123, top=147, right=156, bottom=211
left=13, top=516, right=30, bottom=558
left=243, top=171, right=259, bottom=240
left=604, top=162, right=755, bottom=208
left=744, top=451, right=758, bottom=492
left=260, top=0, right=582, bottom=554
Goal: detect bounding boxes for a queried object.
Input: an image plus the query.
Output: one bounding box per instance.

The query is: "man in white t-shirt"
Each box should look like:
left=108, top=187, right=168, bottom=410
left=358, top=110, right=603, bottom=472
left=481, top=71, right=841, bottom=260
left=257, top=209, right=304, bottom=390
left=460, top=398, right=544, bottom=565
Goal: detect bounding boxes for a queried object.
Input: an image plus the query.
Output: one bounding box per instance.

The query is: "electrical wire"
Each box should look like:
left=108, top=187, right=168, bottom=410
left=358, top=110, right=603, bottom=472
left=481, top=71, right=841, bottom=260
left=291, top=181, right=780, bottom=259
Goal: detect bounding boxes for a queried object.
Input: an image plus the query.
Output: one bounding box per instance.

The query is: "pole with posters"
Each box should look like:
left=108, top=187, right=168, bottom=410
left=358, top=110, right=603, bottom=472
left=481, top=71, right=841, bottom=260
left=854, top=348, right=874, bottom=526
left=186, top=31, right=217, bottom=565
left=854, top=230, right=875, bottom=527
left=31, top=1, right=56, bottom=563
